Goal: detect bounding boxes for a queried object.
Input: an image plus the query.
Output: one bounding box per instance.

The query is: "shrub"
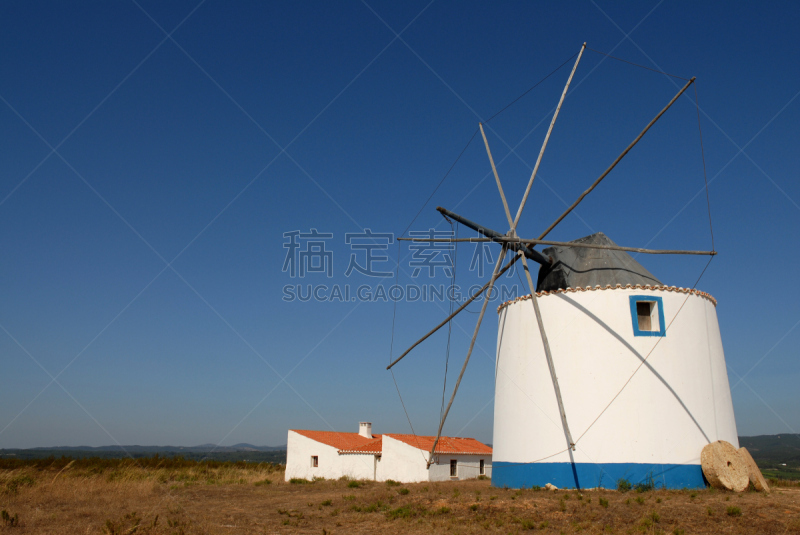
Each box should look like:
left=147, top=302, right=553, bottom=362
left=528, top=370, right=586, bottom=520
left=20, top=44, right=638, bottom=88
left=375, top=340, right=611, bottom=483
left=347, top=480, right=361, bottom=488
left=599, top=497, right=609, bottom=508
left=639, top=511, right=659, bottom=529
left=254, top=478, right=272, bottom=486
left=616, top=478, right=632, bottom=492
left=635, top=474, right=656, bottom=493
left=361, top=501, right=383, bottom=513
left=1, top=510, right=19, bottom=527
left=321, top=500, right=332, bottom=506
left=726, top=506, right=742, bottom=517
left=385, top=479, right=400, bottom=486
left=5, top=475, right=35, bottom=495
left=385, top=505, right=415, bottom=520
left=398, top=488, right=409, bottom=495
left=289, top=478, right=308, bottom=484
left=649, top=511, right=660, bottom=523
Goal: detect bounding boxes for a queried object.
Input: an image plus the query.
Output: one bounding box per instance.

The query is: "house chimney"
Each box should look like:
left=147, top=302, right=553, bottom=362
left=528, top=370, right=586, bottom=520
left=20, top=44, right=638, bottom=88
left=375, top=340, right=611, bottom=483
left=359, top=422, right=372, bottom=439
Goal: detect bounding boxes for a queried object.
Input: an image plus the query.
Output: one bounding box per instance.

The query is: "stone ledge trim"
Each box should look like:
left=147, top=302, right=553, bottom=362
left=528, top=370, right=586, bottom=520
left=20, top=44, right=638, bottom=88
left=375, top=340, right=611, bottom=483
left=497, top=284, right=717, bottom=313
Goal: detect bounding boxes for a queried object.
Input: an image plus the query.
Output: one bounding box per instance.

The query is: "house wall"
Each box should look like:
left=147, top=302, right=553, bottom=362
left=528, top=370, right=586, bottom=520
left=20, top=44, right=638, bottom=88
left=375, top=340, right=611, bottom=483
left=376, top=436, right=492, bottom=483
left=285, top=431, right=376, bottom=481
left=285, top=431, right=338, bottom=481
left=376, top=435, right=430, bottom=483
left=339, top=454, right=377, bottom=480
left=429, top=455, right=492, bottom=481
left=492, top=289, right=737, bottom=489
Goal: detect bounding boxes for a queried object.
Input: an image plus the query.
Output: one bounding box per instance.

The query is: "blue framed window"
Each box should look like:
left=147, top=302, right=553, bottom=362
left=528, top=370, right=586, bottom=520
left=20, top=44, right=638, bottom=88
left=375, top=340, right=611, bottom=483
left=629, top=295, right=666, bottom=337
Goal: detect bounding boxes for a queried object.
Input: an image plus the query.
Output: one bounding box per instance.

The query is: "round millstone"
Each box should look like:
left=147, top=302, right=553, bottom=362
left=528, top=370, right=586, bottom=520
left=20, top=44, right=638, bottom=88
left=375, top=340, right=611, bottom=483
left=700, top=440, right=749, bottom=492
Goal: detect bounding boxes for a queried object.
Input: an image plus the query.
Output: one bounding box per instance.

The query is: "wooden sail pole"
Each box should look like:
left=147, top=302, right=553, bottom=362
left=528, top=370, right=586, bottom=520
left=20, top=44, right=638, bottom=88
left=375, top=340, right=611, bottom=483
left=539, top=77, right=696, bottom=240
left=427, top=246, right=508, bottom=467
left=517, top=250, right=575, bottom=450
left=479, top=123, right=514, bottom=226
left=514, top=43, right=586, bottom=229
left=386, top=254, right=520, bottom=371
left=481, top=75, right=581, bottom=460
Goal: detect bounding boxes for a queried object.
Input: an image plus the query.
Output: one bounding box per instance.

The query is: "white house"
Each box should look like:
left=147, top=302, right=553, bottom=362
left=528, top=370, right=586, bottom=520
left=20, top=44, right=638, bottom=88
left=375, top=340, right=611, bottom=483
left=285, top=422, right=492, bottom=483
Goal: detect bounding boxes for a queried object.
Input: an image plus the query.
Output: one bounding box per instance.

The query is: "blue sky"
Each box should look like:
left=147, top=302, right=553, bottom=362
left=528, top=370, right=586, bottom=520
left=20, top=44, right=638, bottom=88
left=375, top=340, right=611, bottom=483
left=1, top=1, right=798, bottom=449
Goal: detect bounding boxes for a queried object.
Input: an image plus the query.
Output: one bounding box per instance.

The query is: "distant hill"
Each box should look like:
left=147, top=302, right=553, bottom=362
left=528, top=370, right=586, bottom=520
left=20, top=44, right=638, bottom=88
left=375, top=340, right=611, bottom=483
left=17, top=444, right=285, bottom=453
left=0, top=444, right=287, bottom=464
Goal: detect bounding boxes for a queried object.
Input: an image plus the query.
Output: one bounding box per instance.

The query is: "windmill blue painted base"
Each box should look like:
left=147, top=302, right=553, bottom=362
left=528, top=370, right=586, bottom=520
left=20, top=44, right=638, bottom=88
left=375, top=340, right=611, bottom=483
left=492, top=462, right=706, bottom=490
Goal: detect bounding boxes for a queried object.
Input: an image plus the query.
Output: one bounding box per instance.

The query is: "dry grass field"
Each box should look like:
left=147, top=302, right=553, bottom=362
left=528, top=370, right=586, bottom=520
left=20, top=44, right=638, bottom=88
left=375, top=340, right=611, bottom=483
left=1, top=458, right=799, bottom=534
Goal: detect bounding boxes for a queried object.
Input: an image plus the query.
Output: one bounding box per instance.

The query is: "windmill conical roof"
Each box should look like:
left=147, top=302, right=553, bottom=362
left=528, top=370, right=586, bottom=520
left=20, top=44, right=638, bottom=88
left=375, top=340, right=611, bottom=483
left=536, top=232, right=662, bottom=292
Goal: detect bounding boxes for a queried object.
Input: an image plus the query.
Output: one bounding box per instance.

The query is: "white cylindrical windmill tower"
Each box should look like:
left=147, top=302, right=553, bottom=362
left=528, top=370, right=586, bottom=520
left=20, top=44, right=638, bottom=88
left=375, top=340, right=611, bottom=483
left=492, top=232, right=737, bottom=489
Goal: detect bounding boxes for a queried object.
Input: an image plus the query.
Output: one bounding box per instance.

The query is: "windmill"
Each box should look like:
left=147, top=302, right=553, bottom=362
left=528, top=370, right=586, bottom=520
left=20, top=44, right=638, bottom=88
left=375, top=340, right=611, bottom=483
left=389, top=43, right=735, bottom=489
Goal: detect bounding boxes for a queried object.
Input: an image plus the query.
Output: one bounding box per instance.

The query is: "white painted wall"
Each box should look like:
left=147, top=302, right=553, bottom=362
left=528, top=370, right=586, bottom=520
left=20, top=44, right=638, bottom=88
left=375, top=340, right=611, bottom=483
left=493, top=289, right=738, bottom=468
left=285, top=431, right=337, bottom=481
left=376, top=435, right=430, bottom=483
left=375, top=436, right=491, bottom=482
left=429, top=454, right=492, bottom=481
left=339, top=453, right=376, bottom=480
left=285, top=431, right=376, bottom=481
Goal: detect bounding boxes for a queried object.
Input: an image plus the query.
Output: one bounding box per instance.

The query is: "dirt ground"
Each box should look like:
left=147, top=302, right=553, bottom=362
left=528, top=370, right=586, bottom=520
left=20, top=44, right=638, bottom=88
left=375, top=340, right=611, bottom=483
left=2, top=464, right=800, bottom=534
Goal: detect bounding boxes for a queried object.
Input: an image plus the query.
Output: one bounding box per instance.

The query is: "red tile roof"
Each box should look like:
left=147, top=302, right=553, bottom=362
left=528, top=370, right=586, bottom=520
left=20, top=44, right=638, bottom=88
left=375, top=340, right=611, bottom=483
left=291, top=429, right=491, bottom=455
left=342, top=437, right=382, bottom=454
left=291, top=430, right=382, bottom=451
left=386, top=434, right=493, bottom=455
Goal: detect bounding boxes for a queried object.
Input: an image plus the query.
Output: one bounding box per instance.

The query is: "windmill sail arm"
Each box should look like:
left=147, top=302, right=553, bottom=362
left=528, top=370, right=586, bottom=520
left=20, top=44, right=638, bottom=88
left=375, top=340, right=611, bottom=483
left=538, top=76, right=696, bottom=240
left=479, top=123, right=515, bottom=226
left=427, top=246, right=509, bottom=467
left=517, top=252, right=575, bottom=449
left=514, top=42, right=586, bottom=228
left=386, top=254, right=520, bottom=371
